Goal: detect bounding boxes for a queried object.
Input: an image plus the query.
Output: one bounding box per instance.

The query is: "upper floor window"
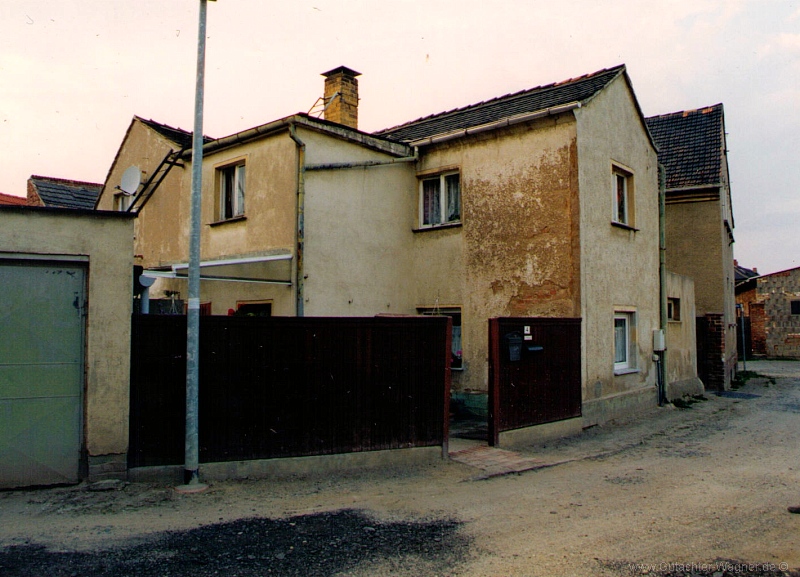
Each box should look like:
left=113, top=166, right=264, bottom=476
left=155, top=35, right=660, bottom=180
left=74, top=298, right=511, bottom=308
left=219, top=162, right=246, bottom=221
left=420, top=172, right=460, bottom=228
left=113, top=192, right=131, bottom=212
left=612, top=165, right=634, bottom=227
left=791, top=300, right=800, bottom=315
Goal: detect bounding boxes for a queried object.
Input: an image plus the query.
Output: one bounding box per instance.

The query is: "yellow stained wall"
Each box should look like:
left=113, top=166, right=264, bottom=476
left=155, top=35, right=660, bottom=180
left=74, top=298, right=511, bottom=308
left=666, top=271, right=700, bottom=387
left=574, top=75, right=660, bottom=413
left=412, top=117, right=581, bottom=392
left=97, top=119, right=189, bottom=268
left=0, top=208, right=134, bottom=458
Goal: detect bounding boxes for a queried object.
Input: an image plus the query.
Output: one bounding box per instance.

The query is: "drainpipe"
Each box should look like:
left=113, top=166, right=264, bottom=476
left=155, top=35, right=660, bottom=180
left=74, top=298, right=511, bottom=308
left=658, top=163, right=668, bottom=405
left=289, top=124, right=306, bottom=317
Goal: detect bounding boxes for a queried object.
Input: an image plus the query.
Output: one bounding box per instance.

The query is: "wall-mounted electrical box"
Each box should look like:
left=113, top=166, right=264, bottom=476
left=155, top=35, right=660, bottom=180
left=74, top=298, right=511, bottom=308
left=653, top=329, right=666, bottom=352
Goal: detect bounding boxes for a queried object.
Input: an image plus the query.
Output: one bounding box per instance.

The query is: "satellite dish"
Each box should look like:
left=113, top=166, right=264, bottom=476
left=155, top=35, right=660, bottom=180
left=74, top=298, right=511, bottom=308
left=120, top=166, right=141, bottom=195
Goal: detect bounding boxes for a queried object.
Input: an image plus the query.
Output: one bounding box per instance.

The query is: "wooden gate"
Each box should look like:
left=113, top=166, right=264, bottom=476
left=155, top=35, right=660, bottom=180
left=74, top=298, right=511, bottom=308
left=488, top=317, right=581, bottom=446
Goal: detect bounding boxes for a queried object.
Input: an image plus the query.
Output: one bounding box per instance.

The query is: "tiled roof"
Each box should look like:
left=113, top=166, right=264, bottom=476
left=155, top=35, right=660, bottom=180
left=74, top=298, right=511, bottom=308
left=375, top=65, right=626, bottom=143
left=734, top=263, right=759, bottom=283
left=29, top=176, right=102, bottom=210
left=645, top=104, right=724, bottom=189
left=0, top=192, right=28, bottom=206
left=138, top=117, right=213, bottom=148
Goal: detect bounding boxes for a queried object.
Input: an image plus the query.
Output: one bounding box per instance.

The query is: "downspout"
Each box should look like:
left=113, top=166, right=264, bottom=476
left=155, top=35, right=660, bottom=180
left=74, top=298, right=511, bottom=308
left=658, top=162, right=668, bottom=405
left=289, top=124, right=306, bottom=317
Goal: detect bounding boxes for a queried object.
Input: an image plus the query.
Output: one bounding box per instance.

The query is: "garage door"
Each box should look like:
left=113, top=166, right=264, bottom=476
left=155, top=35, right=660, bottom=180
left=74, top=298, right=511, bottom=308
left=0, top=259, right=86, bottom=488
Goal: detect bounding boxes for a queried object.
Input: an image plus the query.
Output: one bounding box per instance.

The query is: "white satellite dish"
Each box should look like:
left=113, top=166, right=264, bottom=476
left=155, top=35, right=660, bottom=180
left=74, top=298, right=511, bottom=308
left=120, top=165, right=141, bottom=195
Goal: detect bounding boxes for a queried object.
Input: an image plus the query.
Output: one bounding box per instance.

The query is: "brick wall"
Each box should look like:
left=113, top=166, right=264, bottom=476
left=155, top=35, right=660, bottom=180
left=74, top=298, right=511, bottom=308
left=697, top=313, right=727, bottom=390
left=757, top=268, right=800, bottom=358
left=750, top=302, right=766, bottom=356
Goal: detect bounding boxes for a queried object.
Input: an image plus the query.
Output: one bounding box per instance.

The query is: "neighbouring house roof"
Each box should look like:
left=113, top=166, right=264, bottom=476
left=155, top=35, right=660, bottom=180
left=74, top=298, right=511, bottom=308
left=0, top=192, right=28, bottom=206
left=137, top=117, right=214, bottom=148
left=375, top=65, right=628, bottom=143
left=734, top=262, right=759, bottom=284
left=28, top=175, right=103, bottom=210
left=645, top=104, right=725, bottom=190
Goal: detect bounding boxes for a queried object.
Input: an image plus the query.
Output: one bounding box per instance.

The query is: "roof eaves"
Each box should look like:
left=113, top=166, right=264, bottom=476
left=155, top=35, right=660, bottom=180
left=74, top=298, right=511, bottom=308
left=197, top=113, right=412, bottom=158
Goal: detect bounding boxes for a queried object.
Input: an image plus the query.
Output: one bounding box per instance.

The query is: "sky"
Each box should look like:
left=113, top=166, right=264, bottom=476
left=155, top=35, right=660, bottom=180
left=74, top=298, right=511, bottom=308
left=1, top=0, right=798, bottom=275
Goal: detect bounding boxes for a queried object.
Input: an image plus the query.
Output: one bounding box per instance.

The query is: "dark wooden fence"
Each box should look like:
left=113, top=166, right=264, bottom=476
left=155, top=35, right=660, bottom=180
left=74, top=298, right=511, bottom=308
left=129, top=315, right=451, bottom=468
left=488, top=317, right=581, bottom=445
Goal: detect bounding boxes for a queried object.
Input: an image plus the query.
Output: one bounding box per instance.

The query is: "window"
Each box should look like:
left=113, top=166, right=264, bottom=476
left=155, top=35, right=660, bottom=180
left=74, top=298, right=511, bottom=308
left=612, top=166, right=633, bottom=226
left=235, top=301, right=272, bottom=317
left=420, top=172, right=460, bottom=228
left=667, top=297, right=681, bottom=321
left=113, top=192, right=131, bottom=212
left=614, top=311, right=636, bottom=373
left=218, top=162, right=246, bottom=220
left=792, top=300, right=800, bottom=315
left=418, top=306, right=462, bottom=369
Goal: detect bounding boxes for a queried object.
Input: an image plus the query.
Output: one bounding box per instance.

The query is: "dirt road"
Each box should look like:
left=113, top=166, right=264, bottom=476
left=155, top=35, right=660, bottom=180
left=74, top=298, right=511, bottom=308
left=1, top=361, right=799, bottom=576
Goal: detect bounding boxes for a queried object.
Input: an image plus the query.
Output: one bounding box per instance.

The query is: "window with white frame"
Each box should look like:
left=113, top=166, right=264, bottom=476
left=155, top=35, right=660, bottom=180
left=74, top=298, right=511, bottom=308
left=612, top=166, right=633, bottom=226
left=614, top=311, right=636, bottom=372
left=418, top=306, right=463, bottom=369
left=113, top=192, right=131, bottom=212
left=420, top=172, right=460, bottom=228
left=218, top=162, right=246, bottom=221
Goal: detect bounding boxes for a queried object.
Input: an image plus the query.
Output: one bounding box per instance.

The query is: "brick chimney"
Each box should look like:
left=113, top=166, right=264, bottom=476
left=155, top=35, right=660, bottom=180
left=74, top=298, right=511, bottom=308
left=322, top=66, right=361, bottom=129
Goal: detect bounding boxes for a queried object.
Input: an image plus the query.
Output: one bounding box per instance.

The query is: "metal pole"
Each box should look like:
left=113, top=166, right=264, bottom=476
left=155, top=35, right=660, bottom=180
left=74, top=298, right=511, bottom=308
left=179, top=0, right=209, bottom=491
left=737, top=303, right=747, bottom=371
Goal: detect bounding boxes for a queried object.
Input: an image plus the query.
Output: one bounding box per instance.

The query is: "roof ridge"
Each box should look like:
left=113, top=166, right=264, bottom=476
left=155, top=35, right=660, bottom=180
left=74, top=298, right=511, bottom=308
left=645, top=103, right=723, bottom=121
left=30, top=175, right=103, bottom=188
left=376, top=64, right=625, bottom=136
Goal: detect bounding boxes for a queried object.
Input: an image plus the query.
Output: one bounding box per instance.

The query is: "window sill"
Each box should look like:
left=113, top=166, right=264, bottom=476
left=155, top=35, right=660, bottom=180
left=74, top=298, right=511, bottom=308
left=413, top=222, right=462, bottom=233
left=611, top=221, right=639, bottom=232
left=210, top=215, right=247, bottom=227
left=614, top=367, right=640, bottom=376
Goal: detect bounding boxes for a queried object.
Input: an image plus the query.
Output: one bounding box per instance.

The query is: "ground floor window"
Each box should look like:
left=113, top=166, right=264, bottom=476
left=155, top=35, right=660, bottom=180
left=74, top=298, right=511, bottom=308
left=234, top=301, right=273, bottom=317
left=418, top=306, right=462, bottom=369
left=614, top=311, right=636, bottom=373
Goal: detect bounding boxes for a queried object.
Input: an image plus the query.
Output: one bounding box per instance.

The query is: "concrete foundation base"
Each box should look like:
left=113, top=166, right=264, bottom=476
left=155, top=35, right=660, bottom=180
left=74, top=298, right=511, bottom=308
left=496, top=417, right=583, bottom=448
left=582, top=386, right=658, bottom=428
left=88, top=453, right=128, bottom=482
left=128, top=446, right=444, bottom=484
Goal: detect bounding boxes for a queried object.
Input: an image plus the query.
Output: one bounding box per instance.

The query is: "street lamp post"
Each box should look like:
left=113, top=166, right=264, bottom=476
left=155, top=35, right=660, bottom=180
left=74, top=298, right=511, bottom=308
left=176, top=0, right=214, bottom=493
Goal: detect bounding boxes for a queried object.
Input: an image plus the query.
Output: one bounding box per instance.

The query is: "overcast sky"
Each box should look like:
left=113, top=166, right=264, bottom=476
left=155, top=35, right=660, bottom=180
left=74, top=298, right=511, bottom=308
left=1, top=0, right=798, bottom=274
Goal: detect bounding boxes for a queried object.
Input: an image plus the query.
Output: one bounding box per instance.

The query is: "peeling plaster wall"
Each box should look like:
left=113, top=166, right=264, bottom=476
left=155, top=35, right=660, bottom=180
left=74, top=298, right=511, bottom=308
left=413, top=118, right=581, bottom=392
left=574, top=76, right=660, bottom=421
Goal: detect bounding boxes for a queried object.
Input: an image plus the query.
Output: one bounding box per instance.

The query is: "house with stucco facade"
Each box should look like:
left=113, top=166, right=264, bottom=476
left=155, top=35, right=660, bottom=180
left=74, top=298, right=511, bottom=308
left=646, top=104, right=737, bottom=390
left=98, top=64, right=678, bottom=429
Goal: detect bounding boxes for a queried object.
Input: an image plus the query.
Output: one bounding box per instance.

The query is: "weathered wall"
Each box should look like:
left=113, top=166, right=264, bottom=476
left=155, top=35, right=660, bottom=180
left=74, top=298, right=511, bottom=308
left=97, top=119, right=189, bottom=268
left=757, top=267, right=800, bottom=358
left=412, top=117, right=581, bottom=392
left=665, top=200, right=723, bottom=315
left=666, top=271, right=703, bottom=398
left=301, top=127, right=418, bottom=316
left=0, top=207, right=134, bottom=472
left=574, top=74, right=661, bottom=423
